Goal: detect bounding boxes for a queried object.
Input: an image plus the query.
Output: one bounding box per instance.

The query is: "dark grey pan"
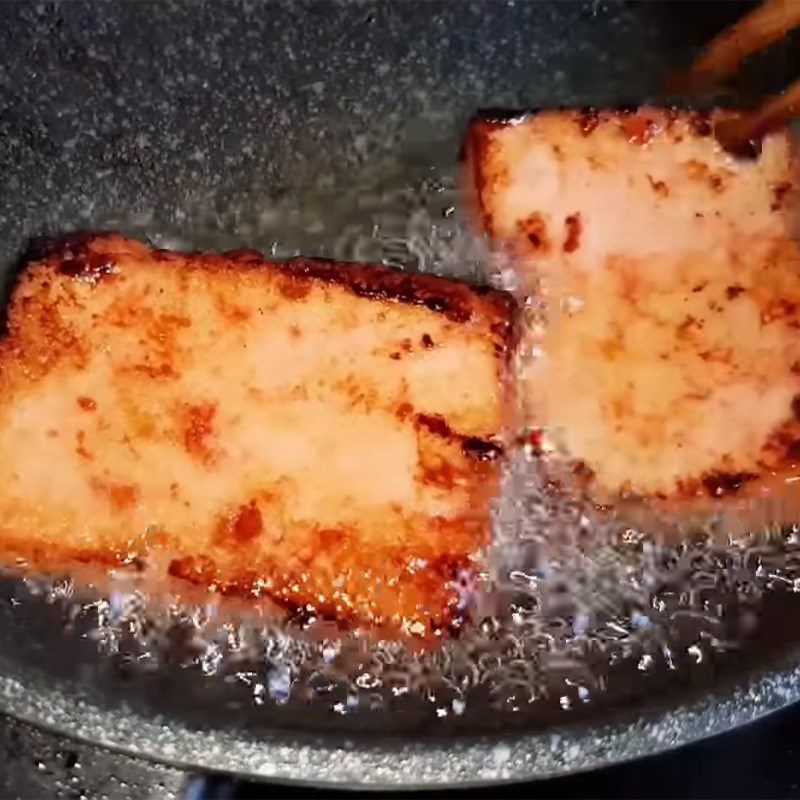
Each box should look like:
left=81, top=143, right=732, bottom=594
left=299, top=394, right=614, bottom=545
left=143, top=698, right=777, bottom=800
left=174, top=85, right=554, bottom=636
left=2, top=0, right=800, bottom=789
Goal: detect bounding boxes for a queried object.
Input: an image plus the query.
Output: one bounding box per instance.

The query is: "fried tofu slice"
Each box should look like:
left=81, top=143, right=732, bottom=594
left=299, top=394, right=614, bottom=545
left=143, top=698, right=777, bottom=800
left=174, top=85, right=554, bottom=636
left=0, top=233, right=514, bottom=635
left=465, top=107, right=800, bottom=503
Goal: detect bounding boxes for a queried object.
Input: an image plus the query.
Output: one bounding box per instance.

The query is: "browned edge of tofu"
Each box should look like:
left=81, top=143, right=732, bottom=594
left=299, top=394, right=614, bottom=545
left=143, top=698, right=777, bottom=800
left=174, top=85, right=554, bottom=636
left=461, top=105, right=739, bottom=241
left=26, top=232, right=518, bottom=354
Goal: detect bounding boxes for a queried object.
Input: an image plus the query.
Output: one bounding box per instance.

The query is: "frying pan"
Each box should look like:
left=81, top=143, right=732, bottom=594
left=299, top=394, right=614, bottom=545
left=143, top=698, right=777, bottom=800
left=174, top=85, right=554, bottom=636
left=3, top=0, right=800, bottom=790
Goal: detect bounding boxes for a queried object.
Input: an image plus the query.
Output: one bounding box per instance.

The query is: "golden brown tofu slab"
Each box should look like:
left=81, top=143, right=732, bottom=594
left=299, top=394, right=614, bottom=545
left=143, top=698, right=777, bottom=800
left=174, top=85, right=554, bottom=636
left=466, top=107, right=800, bottom=503
left=0, top=233, right=515, bottom=636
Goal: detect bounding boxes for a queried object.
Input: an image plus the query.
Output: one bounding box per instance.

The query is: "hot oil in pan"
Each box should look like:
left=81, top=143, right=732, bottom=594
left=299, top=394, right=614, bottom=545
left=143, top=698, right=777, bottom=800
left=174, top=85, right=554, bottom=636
left=5, top=165, right=800, bottom=735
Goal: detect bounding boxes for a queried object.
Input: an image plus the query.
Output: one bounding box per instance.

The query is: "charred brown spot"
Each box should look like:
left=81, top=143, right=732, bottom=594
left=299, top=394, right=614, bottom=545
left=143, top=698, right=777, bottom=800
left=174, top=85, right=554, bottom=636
left=676, top=315, right=703, bottom=340
left=279, top=276, right=312, bottom=301
left=421, top=333, right=434, bottom=348
left=683, top=160, right=729, bottom=194
left=772, top=181, right=793, bottom=211
left=461, top=437, right=502, bottom=462
left=786, top=439, right=800, bottom=463
left=598, top=334, right=625, bottom=360
left=577, top=108, right=600, bottom=136
left=686, top=390, right=713, bottom=402
left=792, top=395, right=800, bottom=423
left=684, top=159, right=712, bottom=182
left=572, top=460, right=596, bottom=482
left=792, top=361, right=800, bottom=375
left=396, top=402, right=414, bottom=420
left=675, top=476, right=702, bottom=497
left=168, top=554, right=217, bottom=583
left=215, top=295, right=251, bottom=323
left=77, top=396, right=96, bottom=412
left=91, top=478, right=138, bottom=511
left=621, top=114, right=654, bottom=145
left=183, top=403, right=216, bottom=463
left=105, top=300, right=141, bottom=329
left=761, top=297, right=798, bottom=324
left=315, top=527, right=350, bottom=553
left=726, top=285, right=745, bottom=300
left=692, top=282, right=707, bottom=293
left=134, top=363, right=177, bottom=379
left=701, top=470, right=758, bottom=497
left=107, top=483, right=138, bottom=511
left=45, top=235, right=118, bottom=285
left=698, top=347, right=732, bottom=364
left=587, top=155, right=605, bottom=171
left=563, top=213, right=582, bottom=253
left=75, top=430, right=92, bottom=460
left=420, top=455, right=460, bottom=490
left=220, top=502, right=264, bottom=545
left=351, top=275, right=468, bottom=321
left=416, top=413, right=453, bottom=439
left=607, top=396, right=633, bottom=422
left=516, top=212, right=550, bottom=253
left=227, top=248, right=264, bottom=265
left=424, top=296, right=450, bottom=313
left=414, top=413, right=501, bottom=462
left=155, top=313, right=191, bottom=331
left=647, top=175, right=669, bottom=197
left=332, top=373, right=380, bottom=412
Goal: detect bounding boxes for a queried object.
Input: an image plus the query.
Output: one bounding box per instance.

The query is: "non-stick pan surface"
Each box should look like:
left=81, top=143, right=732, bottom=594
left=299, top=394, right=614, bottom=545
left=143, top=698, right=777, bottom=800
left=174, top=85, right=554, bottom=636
left=3, top=0, right=800, bottom=788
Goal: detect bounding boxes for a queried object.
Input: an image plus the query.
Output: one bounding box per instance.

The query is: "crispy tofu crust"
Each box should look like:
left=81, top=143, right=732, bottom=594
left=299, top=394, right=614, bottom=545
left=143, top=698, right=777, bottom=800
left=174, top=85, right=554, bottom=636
left=0, top=233, right=515, bottom=636
left=466, top=106, right=800, bottom=503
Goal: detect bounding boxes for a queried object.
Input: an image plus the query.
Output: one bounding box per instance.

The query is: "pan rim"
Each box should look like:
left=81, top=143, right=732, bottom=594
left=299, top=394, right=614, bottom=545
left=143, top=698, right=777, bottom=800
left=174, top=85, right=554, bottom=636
left=1, top=644, right=799, bottom=788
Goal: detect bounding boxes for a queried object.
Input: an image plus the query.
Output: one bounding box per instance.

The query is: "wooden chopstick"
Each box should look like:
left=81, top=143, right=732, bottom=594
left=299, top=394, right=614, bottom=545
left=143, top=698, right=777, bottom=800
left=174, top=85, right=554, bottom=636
left=715, top=75, right=800, bottom=154
left=690, top=0, right=800, bottom=86
left=679, top=0, right=800, bottom=154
